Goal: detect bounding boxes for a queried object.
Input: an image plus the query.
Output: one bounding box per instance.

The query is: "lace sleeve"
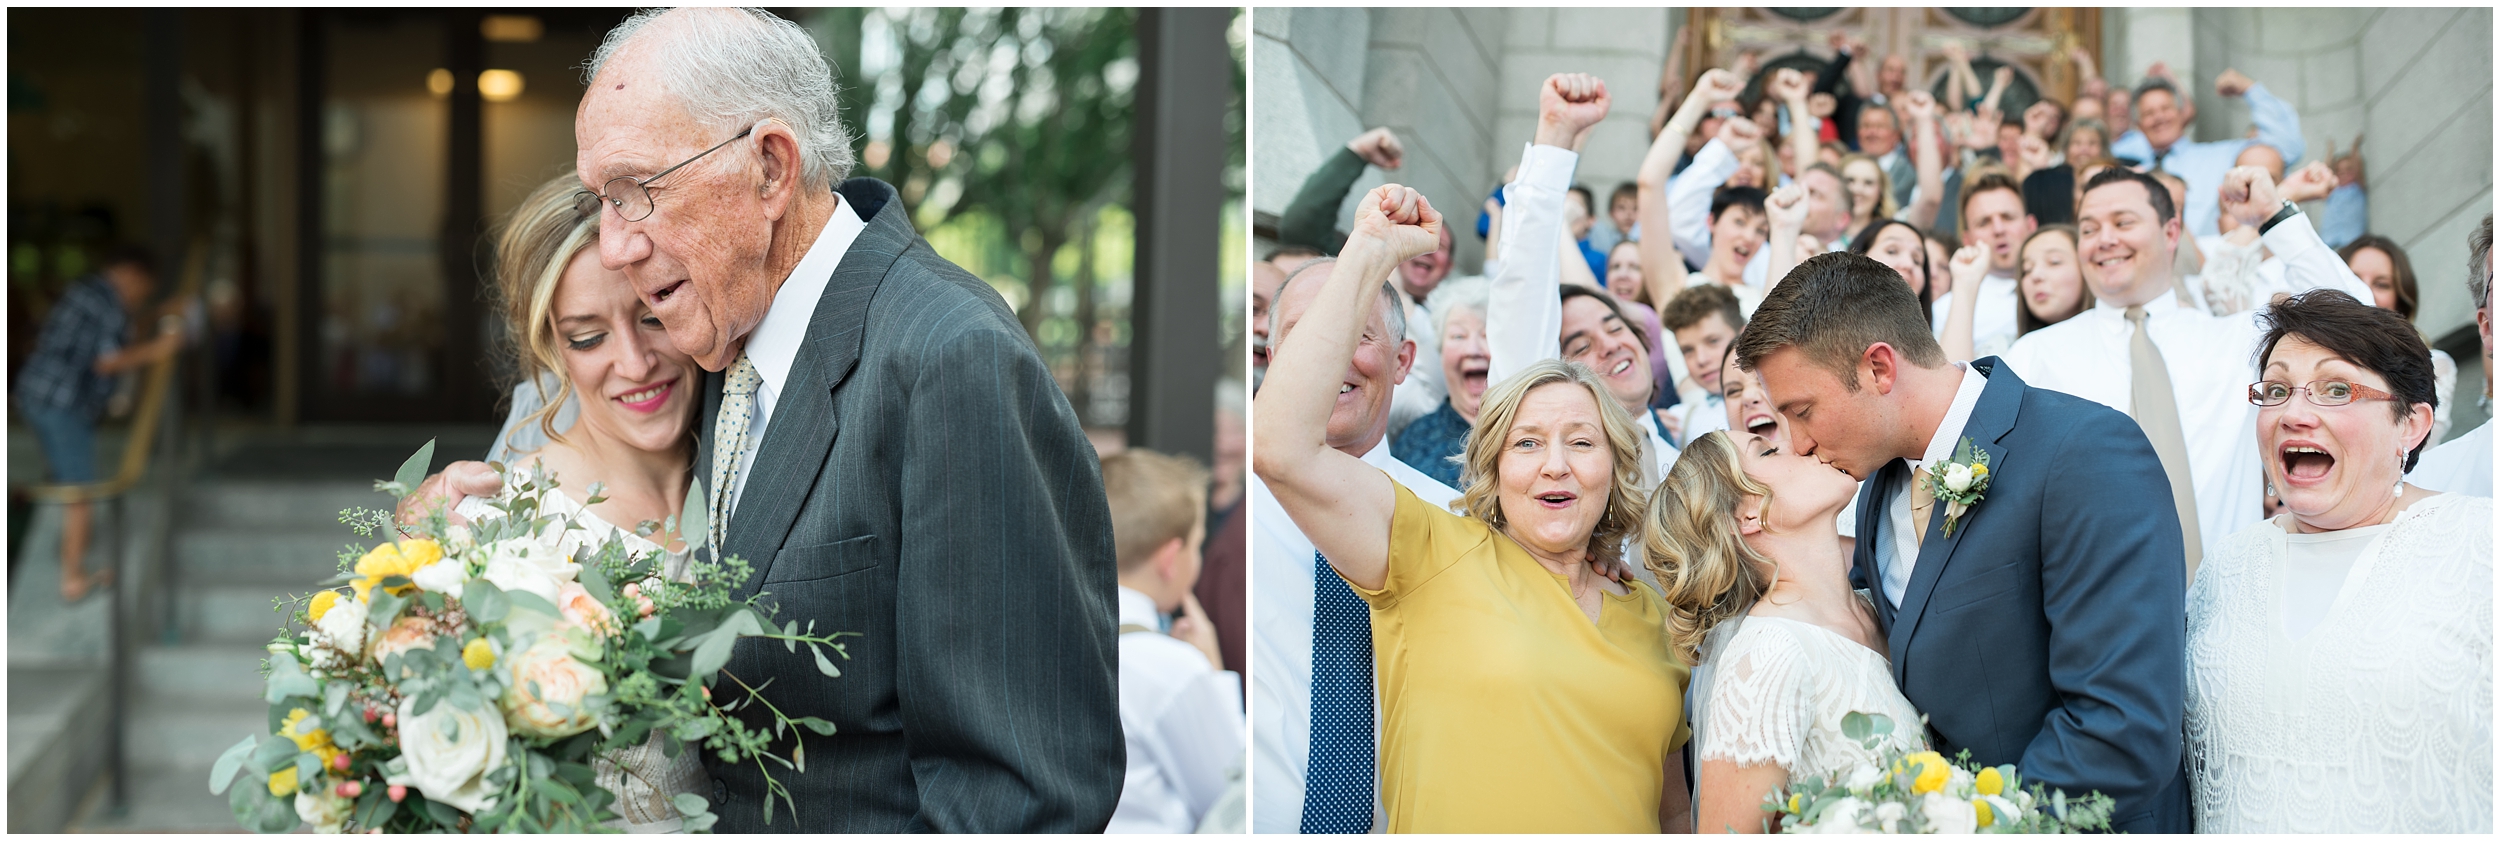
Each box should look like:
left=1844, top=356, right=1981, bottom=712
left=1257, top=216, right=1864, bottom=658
left=1699, top=624, right=1810, bottom=774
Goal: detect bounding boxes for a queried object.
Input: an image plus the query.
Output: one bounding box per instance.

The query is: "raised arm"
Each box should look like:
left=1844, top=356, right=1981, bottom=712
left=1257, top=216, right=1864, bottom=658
left=1900, top=91, right=1946, bottom=231
left=1651, top=25, right=1692, bottom=139
left=2217, top=69, right=2306, bottom=165
left=1643, top=68, right=1746, bottom=306
left=1762, top=183, right=1809, bottom=288
left=1942, top=40, right=1981, bottom=110
left=1667, top=119, right=1758, bottom=270
left=2068, top=45, right=2106, bottom=102
left=1250, top=185, right=1445, bottom=592
left=1938, top=245, right=1989, bottom=361
left=2223, top=165, right=2368, bottom=303
left=1488, top=73, right=1613, bottom=387
left=1278, top=128, right=1403, bottom=253
left=1978, top=66, right=2014, bottom=117
left=1770, top=68, right=1817, bottom=185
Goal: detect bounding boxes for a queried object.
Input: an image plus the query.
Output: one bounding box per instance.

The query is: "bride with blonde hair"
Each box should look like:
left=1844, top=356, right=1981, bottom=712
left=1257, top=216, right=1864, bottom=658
left=1646, top=430, right=1926, bottom=833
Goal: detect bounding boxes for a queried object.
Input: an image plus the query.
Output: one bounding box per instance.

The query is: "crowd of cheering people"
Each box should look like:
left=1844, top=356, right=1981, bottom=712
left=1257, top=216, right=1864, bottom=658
left=1251, top=30, right=2489, bottom=834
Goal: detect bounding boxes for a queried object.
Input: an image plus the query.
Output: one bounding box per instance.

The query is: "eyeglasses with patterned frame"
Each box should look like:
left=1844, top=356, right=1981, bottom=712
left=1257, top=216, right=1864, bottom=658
left=2247, top=380, right=2397, bottom=408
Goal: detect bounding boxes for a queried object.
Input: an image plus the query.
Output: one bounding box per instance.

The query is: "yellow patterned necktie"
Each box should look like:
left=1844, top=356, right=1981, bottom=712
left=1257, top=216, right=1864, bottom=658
left=707, top=355, right=762, bottom=552
left=1910, top=466, right=1935, bottom=547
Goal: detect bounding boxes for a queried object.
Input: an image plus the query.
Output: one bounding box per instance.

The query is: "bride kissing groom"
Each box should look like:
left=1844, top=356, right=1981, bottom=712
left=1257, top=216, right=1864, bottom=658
left=403, top=8, right=1125, bottom=833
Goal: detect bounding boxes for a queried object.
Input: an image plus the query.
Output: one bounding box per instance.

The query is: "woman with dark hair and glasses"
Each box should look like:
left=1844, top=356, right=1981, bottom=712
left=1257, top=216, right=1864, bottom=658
left=2183, top=289, right=2490, bottom=834
left=2338, top=234, right=2458, bottom=442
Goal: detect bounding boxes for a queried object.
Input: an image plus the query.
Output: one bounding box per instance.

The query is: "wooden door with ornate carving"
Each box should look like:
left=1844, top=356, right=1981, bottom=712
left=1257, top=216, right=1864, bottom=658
left=1686, top=8, right=2099, bottom=120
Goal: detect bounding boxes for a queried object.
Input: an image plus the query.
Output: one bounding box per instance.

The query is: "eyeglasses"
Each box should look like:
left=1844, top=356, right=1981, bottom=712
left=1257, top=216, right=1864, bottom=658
left=574, top=125, right=755, bottom=223
left=2247, top=380, right=2397, bottom=408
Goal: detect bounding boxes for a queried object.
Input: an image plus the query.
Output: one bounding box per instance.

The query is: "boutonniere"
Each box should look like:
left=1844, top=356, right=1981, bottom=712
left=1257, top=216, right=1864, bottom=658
left=1929, top=437, right=1991, bottom=537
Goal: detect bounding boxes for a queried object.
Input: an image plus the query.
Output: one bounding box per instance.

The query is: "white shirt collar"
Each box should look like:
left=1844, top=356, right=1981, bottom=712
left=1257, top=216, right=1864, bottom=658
left=1115, top=586, right=1163, bottom=628
left=2094, top=283, right=2186, bottom=318
left=744, top=194, right=868, bottom=398
left=1913, top=362, right=1989, bottom=470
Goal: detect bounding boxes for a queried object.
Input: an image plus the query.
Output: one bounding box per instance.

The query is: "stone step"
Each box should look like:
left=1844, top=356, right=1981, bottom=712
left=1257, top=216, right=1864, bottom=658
left=134, top=644, right=271, bottom=706
left=7, top=666, right=110, bottom=834
left=123, top=693, right=269, bottom=769
left=65, top=763, right=247, bottom=834
left=173, top=530, right=361, bottom=584
left=180, top=480, right=396, bottom=531
left=178, top=585, right=317, bottom=646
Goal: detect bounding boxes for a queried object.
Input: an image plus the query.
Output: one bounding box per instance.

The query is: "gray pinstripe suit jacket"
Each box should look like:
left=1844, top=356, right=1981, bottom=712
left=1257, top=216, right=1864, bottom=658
left=696, top=178, right=1123, bottom=832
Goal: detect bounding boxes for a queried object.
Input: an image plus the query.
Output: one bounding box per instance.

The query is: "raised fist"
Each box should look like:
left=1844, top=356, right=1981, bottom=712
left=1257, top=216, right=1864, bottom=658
left=2219, top=166, right=2284, bottom=230
left=1965, top=107, right=2004, bottom=151
left=2144, top=61, right=2176, bottom=82
left=1685, top=68, right=1745, bottom=109
left=1346, top=127, right=1404, bottom=171
left=1765, top=183, right=1809, bottom=232
left=1941, top=40, right=1969, bottom=64
left=2277, top=160, right=2337, bottom=204
left=1768, top=67, right=1811, bottom=103
left=2016, top=134, right=2053, bottom=171
left=1537, top=72, right=1612, bottom=147
left=1349, top=183, right=1444, bottom=263
left=1991, top=66, right=2014, bottom=91
left=1717, top=116, right=1765, bottom=154
left=1899, top=89, right=1940, bottom=123
left=2214, top=68, right=2253, bottom=98
left=1948, top=244, right=1989, bottom=286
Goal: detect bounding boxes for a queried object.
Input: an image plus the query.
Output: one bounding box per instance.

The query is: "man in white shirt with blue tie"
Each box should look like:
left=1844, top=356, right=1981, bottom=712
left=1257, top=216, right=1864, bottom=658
left=2109, top=67, right=2305, bottom=238
left=1999, top=166, right=2369, bottom=573
left=1249, top=258, right=1460, bottom=833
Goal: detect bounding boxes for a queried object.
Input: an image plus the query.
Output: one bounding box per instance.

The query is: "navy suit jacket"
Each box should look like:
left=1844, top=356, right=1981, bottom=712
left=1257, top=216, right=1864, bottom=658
left=1851, top=359, right=2191, bottom=833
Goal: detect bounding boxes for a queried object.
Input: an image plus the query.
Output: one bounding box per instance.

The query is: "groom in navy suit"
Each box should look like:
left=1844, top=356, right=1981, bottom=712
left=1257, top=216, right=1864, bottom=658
left=1735, top=253, right=2191, bottom=833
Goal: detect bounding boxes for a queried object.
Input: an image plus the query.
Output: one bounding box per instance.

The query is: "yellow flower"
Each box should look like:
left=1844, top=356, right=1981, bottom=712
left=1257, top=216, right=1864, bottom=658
left=307, top=590, right=340, bottom=622
left=1970, top=463, right=1989, bottom=477
left=1787, top=793, right=1802, bottom=813
left=462, top=638, right=496, bottom=671
left=351, top=539, right=441, bottom=602
left=281, top=708, right=345, bottom=769
left=1975, top=799, right=1995, bottom=828
left=1893, top=751, right=1949, bottom=795
left=268, top=766, right=299, bottom=797
left=1975, top=766, right=2004, bottom=797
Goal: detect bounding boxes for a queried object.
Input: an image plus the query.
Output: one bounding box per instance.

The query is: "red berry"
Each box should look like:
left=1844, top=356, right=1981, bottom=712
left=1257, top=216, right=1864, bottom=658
left=387, top=785, right=407, bottom=803
left=381, top=713, right=396, bottom=729
left=337, top=780, right=362, bottom=798
left=331, top=753, right=353, bottom=771
left=362, top=707, right=378, bottom=723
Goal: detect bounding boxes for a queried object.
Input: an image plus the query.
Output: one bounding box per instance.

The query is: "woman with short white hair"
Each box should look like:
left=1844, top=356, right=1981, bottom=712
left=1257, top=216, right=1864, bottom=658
left=1391, top=275, right=1491, bottom=487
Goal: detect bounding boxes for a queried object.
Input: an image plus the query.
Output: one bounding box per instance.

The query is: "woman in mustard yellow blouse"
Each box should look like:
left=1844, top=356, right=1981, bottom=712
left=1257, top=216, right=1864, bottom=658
left=1252, top=182, right=1694, bottom=833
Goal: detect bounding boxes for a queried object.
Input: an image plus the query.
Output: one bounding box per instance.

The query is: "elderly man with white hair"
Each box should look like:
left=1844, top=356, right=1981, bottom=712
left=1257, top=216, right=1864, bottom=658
left=407, top=8, right=1123, bottom=832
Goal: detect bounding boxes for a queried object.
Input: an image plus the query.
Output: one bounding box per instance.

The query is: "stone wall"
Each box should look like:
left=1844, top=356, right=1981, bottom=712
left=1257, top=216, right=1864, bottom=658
left=1489, top=8, right=1674, bottom=240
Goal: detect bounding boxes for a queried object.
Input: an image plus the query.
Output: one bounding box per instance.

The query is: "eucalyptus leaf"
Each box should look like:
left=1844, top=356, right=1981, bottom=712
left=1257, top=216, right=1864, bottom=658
left=253, top=731, right=301, bottom=772
left=672, top=792, right=711, bottom=816
left=507, top=589, right=559, bottom=618
left=209, top=736, right=258, bottom=795
left=394, top=439, right=438, bottom=501
left=791, top=716, right=837, bottom=736
left=264, top=654, right=318, bottom=703
left=810, top=644, right=842, bottom=678
left=681, top=476, right=709, bottom=550
left=423, top=796, right=462, bottom=827
left=688, top=627, right=739, bottom=681
left=466, top=579, right=510, bottom=623
left=577, top=557, right=616, bottom=602
left=231, top=777, right=297, bottom=833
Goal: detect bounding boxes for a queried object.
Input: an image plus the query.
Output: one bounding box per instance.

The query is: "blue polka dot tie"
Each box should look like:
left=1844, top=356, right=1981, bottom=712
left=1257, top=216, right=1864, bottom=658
left=1302, top=550, right=1374, bottom=833
left=707, top=354, right=762, bottom=552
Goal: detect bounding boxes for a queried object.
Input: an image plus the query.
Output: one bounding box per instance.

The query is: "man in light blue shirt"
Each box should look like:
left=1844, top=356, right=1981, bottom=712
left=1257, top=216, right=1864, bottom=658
left=2110, top=68, right=2305, bottom=239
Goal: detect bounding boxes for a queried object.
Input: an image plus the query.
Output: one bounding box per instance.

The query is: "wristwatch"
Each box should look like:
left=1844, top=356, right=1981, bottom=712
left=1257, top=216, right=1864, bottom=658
left=2257, top=199, right=2300, bottom=235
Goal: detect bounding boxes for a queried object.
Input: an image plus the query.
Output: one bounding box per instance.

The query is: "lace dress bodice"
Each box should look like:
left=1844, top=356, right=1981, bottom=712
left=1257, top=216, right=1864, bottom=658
left=2185, top=494, right=2492, bottom=834
left=455, top=484, right=707, bottom=832
left=1699, top=616, right=1928, bottom=787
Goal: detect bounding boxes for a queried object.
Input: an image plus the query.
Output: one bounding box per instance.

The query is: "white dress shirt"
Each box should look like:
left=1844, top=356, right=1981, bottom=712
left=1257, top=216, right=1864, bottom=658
left=2408, top=419, right=2492, bottom=498
left=1388, top=290, right=1444, bottom=441
left=1666, top=138, right=1773, bottom=287
left=1108, top=587, right=1245, bottom=834
left=1249, top=444, right=1460, bottom=833
left=1931, top=271, right=2021, bottom=360
left=720, top=195, right=867, bottom=516
left=1668, top=393, right=1729, bottom=449
left=1484, top=141, right=1679, bottom=488
left=1998, top=212, right=2368, bottom=559
left=2109, top=82, right=2305, bottom=238
left=1881, top=363, right=1988, bottom=607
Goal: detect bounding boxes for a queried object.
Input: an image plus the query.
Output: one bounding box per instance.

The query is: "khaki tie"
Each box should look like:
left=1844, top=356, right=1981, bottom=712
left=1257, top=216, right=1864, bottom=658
left=2123, top=306, right=2203, bottom=579
left=707, top=355, right=763, bottom=552
left=1910, top=466, right=1935, bottom=546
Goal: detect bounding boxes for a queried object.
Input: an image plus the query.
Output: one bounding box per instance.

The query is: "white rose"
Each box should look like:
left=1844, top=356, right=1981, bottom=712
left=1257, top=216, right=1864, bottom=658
left=296, top=789, right=353, bottom=833
left=444, top=524, right=475, bottom=553
left=1942, top=462, right=1975, bottom=493
left=1873, top=801, right=1909, bottom=833
left=479, top=538, right=574, bottom=604
left=389, top=695, right=508, bottom=813
left=1845, top=764, right=1886, bottom=796
left=1816, top=796, right=1871, bottom=832
left=309, top=597, right=369, bottom=671
left=409, top=558, right=468, bottom=600
left=500, top=636, right=608, bottom=738
left=1980, top=794, right=2025, bottom=827
left=1920, top=791, right=1978, bottom=834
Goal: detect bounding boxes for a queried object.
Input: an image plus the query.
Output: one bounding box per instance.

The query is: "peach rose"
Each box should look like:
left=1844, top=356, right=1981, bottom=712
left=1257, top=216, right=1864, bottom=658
left=367, top=615, right=440, bottom=675
left=553, top=582, right=616, bottom=637
left=500, top=636, right=607, bottom=738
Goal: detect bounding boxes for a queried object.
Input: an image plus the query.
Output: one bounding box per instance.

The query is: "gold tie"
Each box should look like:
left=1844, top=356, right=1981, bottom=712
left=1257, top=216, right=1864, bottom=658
left=708, top=355, right=763, bottom=552
left=1910, top=466, right=1935, bottom=547
left=2123, top=305, right=2203, bottom=580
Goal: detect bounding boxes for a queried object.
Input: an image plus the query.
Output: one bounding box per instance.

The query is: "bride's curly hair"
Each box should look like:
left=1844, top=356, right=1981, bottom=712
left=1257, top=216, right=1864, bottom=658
left=489, top=173, right=601, bottom=449
left=1644, top=430, right=1780, bottom=663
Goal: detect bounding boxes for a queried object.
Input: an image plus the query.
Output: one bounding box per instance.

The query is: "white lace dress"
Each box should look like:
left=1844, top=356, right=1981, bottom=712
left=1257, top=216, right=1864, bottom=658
left=2185, top=493, right=2493, bottom=833
left=1698, top=615, right=1929, bottom=802
left=455, top=486, right=708, bottom=833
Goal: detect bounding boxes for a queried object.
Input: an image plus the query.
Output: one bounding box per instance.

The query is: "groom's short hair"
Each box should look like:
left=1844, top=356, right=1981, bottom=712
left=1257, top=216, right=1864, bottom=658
left=1734, top=251, right=1946, bottom=389
left=1101, top=449, right=1209, bottom=573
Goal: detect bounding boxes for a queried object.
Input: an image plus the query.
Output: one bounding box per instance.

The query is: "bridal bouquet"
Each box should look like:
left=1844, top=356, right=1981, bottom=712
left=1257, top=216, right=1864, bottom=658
left=208, top=441, right=857, bottom=833
left=1768, top=713, right=2116, bottom=834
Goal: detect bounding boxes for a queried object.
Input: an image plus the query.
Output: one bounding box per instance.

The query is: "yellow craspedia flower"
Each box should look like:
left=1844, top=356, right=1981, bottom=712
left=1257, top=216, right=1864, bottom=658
left=307, top=590, right=340, bottom=622
left=351, top=539, right=442, bottom=602
left=1787, top=793, right=1803, bottom=813
left=1975, top=799, right=1995, bottom=828
left=462, top=638, right=496, bottom=671
left=1893, top=750, right=1950, bottom=794
left=268, top=766, right=299, bottom=796
left=1975, top=766, right=2004, bottom=797
left=1970, top=463, right=1989, bottom=477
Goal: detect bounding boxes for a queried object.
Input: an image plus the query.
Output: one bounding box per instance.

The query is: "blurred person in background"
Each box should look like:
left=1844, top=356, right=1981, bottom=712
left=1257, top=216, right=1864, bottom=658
left=1102, top=449, right=1242, bottom=834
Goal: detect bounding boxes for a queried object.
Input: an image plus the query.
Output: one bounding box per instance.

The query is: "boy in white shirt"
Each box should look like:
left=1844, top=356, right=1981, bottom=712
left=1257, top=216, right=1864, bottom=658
left=1102, top=449, right=1243, bottom=833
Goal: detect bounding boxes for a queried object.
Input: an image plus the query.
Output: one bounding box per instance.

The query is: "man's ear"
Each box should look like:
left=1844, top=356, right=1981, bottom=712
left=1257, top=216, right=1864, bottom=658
left=1392, top=338, right=1417, bottom=385
left=753, top=119, right=806, bottom=221
left=1863, top=341, right=1899, bottom=395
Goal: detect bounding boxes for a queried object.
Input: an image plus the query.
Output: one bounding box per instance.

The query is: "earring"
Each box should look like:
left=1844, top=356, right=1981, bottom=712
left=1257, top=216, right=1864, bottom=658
left=2394, top=452, right=2406, bottom=499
